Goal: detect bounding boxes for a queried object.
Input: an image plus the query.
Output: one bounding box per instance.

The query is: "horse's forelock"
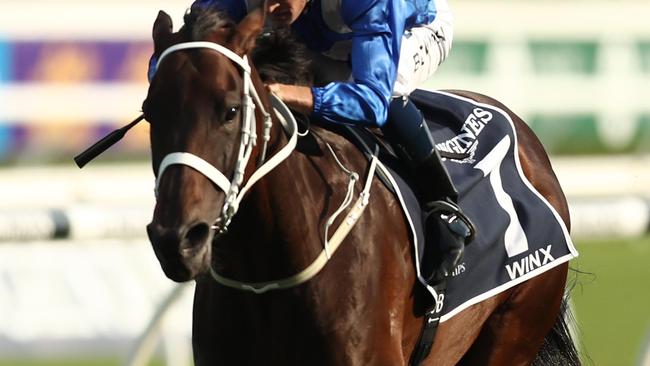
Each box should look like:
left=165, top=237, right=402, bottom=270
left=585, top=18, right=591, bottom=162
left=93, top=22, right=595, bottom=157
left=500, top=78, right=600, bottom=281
left=183, top=5, right=234, bottom=41
left=180, top=7, right=313, bottom=86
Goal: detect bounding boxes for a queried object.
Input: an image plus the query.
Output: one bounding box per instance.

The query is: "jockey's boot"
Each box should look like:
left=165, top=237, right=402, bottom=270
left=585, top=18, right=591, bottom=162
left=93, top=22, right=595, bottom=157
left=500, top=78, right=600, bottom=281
left=383, top=97, right=476, bottom=284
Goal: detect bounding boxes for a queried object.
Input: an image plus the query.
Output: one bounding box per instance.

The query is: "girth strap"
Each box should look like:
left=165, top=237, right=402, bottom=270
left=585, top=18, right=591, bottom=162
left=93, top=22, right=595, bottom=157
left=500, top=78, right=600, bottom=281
left=409, top=281, right=447, bottom=366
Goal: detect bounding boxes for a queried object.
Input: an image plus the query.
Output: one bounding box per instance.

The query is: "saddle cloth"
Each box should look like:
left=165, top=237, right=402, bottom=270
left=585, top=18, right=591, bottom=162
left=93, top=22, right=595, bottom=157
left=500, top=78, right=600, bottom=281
left=369, top=90, right=579, bottom=322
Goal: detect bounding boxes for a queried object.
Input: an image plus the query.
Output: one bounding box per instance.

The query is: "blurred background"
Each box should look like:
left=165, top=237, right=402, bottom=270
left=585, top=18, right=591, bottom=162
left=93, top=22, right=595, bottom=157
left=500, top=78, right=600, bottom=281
left=0, top=0, right=648, bottom=365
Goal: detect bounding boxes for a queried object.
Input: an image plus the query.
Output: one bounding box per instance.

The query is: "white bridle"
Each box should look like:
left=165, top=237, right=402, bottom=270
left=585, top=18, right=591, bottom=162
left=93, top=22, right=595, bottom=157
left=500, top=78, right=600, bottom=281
left=151, top=41, right=297, bottom=233
left=150, top=40, right=376, bottom=294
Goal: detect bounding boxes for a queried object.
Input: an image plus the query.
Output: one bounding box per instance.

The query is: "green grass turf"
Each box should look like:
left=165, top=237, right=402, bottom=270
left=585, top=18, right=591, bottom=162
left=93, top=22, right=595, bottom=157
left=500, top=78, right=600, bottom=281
left=571, top=236, right=650, bottom=366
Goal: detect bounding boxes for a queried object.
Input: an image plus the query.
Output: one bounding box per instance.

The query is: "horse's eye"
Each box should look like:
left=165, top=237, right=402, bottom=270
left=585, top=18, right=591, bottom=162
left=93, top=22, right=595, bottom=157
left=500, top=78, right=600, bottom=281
left=224, top=105, right=240, bottom=122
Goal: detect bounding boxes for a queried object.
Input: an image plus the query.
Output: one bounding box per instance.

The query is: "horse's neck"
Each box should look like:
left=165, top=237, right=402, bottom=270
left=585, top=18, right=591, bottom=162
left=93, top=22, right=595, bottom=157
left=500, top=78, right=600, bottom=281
left=219, top=124, right=328, bottom=280
left=198, top=127, right=421, bottom=363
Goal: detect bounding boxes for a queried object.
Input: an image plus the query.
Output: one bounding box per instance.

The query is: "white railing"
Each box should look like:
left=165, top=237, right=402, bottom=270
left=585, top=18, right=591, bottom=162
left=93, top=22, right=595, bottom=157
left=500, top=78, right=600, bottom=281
left=0, top=239, right=194, bottom=363
left=1, top=156, right=649, bottom=241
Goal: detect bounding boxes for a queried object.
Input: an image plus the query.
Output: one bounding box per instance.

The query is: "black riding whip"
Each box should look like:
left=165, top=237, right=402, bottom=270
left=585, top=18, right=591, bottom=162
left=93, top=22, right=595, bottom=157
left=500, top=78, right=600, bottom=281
left=73, top=114, right=145, bottom=168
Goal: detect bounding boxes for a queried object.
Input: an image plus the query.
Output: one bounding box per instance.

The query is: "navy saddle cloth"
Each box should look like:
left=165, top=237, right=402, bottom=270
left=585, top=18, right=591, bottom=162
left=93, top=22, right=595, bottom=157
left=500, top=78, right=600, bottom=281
left=331, top=89, right=578, bottom=321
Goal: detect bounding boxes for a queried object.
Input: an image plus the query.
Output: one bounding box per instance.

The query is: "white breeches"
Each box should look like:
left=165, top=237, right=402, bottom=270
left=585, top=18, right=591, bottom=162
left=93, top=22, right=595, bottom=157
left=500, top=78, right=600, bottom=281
left=307, top=0, right=454, bottom=96
left=392, top=0, right=454, bottom=97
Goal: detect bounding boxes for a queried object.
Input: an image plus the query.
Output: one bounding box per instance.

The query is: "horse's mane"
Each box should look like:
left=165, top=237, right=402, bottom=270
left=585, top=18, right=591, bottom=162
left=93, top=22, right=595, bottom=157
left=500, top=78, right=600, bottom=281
left=252, top=28, right=313, bottom=86
left=181, top=5, right=313, bottom=86
left=182, top=5, right=235, bottom=41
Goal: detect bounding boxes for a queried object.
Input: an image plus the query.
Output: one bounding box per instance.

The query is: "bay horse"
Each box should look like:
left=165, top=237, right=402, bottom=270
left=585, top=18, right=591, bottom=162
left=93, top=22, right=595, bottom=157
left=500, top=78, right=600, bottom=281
left=143, top=7, right=580, bottom=366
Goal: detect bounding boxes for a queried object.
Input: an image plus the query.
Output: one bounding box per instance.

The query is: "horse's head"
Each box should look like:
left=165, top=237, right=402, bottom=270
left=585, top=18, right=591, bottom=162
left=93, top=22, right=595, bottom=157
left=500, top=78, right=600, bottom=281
left=143, top=6, right=266, bottom=282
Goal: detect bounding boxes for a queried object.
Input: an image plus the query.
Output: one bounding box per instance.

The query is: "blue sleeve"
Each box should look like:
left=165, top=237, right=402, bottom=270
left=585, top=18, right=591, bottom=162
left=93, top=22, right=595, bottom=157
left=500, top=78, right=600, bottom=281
left=191, top=0, right=247, bottom=22
left=311, top=0, right=407, bottom=127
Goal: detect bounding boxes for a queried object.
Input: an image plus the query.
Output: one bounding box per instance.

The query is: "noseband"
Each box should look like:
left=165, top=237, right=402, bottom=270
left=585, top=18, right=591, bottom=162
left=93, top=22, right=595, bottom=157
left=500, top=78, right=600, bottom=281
left=151, top=41, right=298, bottom=233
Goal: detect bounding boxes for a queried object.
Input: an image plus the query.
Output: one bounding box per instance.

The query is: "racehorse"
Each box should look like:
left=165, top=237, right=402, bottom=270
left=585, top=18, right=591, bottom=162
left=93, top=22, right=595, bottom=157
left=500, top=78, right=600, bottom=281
left=143, top=6, right=580, bottom=366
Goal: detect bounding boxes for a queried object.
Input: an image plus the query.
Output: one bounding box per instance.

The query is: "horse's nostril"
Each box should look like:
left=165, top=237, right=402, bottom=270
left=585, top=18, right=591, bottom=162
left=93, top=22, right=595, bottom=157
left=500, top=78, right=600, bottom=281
left=182, top=222, right=211, bottom=251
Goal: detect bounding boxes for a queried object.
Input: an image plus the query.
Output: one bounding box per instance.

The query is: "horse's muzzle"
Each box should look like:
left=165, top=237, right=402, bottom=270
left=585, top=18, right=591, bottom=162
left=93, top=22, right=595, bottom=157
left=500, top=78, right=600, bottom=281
left=146, top=221, right=213, bottom=282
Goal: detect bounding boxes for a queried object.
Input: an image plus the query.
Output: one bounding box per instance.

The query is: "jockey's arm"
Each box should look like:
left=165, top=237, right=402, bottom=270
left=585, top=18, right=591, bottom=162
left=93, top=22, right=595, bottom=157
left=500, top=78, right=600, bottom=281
left=269, top=35, right=398, bottom=126
left=190, top=0, right=405, bottom=127
left=266, top=83, right=314, bottom=115
left=265, top=34, right=399, bottom=123
left=267, top=39, right=394, bottom=126
left=305, top=1, right=406, bottom=127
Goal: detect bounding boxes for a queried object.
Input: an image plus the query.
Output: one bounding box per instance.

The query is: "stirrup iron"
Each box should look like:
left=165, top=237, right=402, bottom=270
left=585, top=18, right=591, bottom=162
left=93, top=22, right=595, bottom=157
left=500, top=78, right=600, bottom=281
left=424, top=200, right=476, bottom=245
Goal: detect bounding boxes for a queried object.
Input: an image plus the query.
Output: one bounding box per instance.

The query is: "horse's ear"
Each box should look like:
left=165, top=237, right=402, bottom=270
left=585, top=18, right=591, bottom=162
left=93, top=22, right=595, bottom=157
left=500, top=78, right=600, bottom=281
left=153, top=10, right=174, bottom=54
left=230, top=7, right=265, bottom=56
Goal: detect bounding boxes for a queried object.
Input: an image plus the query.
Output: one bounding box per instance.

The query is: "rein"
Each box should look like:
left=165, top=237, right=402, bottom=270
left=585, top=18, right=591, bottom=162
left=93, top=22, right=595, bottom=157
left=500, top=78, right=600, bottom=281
left=153, top=41, right=377, bottom=294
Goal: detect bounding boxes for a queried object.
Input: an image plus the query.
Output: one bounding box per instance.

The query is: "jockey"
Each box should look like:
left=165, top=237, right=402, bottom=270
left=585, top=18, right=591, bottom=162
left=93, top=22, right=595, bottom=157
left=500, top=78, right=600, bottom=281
left=184, top=0, right=475, bottom=281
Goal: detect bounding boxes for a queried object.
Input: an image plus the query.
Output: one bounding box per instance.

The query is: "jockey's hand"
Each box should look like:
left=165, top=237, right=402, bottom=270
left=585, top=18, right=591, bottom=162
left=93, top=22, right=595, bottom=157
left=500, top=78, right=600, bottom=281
left=265, top=83, right=313, bottom=115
